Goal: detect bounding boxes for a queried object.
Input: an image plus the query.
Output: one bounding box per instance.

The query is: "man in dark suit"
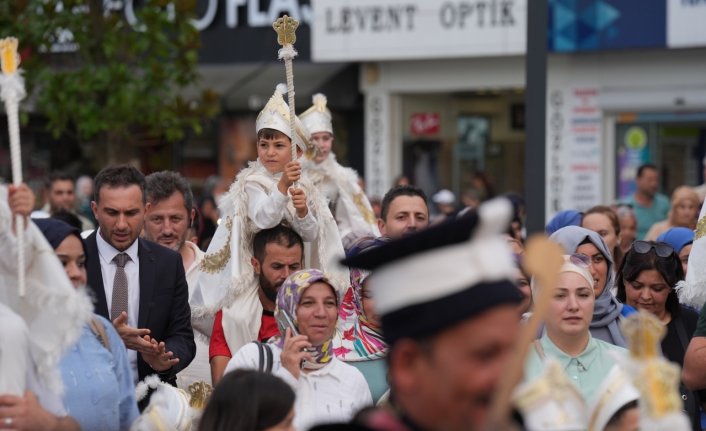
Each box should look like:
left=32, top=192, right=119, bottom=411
left=86, top=165, right=195, bottom=386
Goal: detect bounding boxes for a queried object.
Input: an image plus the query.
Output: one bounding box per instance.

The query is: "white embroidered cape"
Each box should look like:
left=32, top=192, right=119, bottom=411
left=303, top=154, right=379, bottom=241
left=191, top=161, right=349, bottom=351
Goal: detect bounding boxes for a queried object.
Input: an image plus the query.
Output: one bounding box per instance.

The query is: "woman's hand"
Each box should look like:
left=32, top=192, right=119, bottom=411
left=279, top=328, right=313, bottom=379
left=0, top=391, right=79, bottom=431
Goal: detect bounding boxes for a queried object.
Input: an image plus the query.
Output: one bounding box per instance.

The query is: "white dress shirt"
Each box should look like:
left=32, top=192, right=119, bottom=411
left=176, top=241, right=210, bottom=390
left=245, top=181, right=318, bottom=242
left=96, top=233, right=140, bottom=382
left=183, top=241, right=205, bottom=298
left=225, top=343, right=372, bottom=431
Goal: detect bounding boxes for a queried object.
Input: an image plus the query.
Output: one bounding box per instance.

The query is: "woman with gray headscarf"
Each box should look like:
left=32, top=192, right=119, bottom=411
left=549, top=226, right=635, bottom=347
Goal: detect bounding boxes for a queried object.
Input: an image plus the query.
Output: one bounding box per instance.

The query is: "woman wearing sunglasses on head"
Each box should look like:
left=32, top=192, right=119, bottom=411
left=549, top=226, right=635, bottom=348
left=616, top=240, right=703, bottom=431
left=524, top=254, right=627, bottom=403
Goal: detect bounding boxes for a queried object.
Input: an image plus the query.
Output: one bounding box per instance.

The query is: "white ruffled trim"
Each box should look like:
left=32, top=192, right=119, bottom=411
left=30, top=279, right=94, bottom=395
left=135, top=374, right=163, bottom=402
left=132, top=375, right=195, bottom=431
left=277, top=45, right=298, bottom=60
left=0, top=72, right=26, bottom=102
left=0, top=203, right=94, bottom=395
left=675, top=280, right=706, bottom=310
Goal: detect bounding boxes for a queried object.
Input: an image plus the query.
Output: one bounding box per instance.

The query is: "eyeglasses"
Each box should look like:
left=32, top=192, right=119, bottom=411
left=631, top=240, right=674, bottom=258
left=568, top=253, right=591, bottom=268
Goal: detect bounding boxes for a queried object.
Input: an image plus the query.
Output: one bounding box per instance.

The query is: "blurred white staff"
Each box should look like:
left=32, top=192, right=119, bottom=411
left=677, top=204, right=706, bottom=308
left=0, top=37, right=27, bottom=297
left=272, top=15, right=299, bottom=162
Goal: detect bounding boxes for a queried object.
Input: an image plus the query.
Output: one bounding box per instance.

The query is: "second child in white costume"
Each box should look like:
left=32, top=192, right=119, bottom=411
left=300, top=94, right=379, bottom=241
left=193, top=88, right=348, bottom=354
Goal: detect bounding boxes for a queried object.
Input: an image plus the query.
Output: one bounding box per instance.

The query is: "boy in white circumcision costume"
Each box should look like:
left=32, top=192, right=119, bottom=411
left=193, top=86, right=349, bottom=352
left=300, top=94, right=379, bottom=241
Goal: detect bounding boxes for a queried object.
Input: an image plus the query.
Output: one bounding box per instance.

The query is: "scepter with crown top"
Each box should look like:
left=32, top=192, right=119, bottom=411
left=273, top=15, right=299, bottom=161
left=0, top=37, right=27, bottom=297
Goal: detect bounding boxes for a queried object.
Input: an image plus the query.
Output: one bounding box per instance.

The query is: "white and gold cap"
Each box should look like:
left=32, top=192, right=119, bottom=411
left=132, top=376, right=198, bottom=431
left=300, top=93, right=333, bottom=135
left=513, top=359, right=587, bottom=431
left=587, top=365, right=639, bottom=431
left=255, top=84, right=312, bottom=153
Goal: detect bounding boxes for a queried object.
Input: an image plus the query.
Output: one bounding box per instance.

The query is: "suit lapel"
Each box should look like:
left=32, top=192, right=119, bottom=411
left=86, top=231, right=109, bottom=318
left=138, top=239, right=156, bottom=328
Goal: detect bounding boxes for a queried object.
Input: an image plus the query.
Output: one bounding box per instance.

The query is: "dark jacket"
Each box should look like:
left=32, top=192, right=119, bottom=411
left=85, top=231, right=195, bottom=385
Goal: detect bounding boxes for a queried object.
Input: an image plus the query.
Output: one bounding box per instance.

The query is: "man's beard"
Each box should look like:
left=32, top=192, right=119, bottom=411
left=51, top=203, right=73, bottom=213
left=259, top=272, right=282, bottom=303
left=155, top=233, right=185, bottom=252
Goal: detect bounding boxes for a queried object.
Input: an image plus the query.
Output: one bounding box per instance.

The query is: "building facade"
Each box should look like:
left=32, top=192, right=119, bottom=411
left=311, top=0, right=706, bottom=221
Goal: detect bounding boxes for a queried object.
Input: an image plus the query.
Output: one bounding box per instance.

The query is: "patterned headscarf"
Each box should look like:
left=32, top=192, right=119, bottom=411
left=272, top=269, right=338, bottom=369
left=334, top=268, right=388, bottom=361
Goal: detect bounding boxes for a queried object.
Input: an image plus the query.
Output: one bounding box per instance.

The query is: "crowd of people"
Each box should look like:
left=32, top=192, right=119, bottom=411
left=3, top=84, right=706, bottom=431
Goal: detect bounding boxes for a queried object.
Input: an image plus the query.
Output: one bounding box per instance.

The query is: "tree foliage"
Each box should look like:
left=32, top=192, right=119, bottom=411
left=0, top=0, right=218, bottom=160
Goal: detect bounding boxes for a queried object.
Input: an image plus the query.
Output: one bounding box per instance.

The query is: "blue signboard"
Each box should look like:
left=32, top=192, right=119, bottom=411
left=549, top=0, right=666, bottom=52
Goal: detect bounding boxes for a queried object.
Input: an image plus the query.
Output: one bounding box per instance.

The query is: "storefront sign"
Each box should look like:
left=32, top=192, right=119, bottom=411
left=547, top=89, right=565, bottom=215
left=566, top=88, right=602, bottom=211
left=668, top=0, right=706, bottom=48
left=410, top=113, right=441, bottom=136
left=311, top=0, right=526, bottom=61
left=546, top=87, right=603, bottom=217
left=366, top=94, right=391, bottom=198
left=45, top=0, right=313, bottom=63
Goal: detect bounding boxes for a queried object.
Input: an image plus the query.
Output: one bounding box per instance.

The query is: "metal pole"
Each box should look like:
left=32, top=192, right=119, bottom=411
left=524, top=0, right=548, bottom=235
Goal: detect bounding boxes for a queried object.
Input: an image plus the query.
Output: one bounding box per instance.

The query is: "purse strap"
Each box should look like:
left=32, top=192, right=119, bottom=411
left=88, top=317, right=111, bottom=352
left=254, top=341, right=273, bottom=373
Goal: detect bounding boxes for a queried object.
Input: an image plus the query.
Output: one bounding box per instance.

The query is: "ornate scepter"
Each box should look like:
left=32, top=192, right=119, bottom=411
left=0, top=38, right=27, bottom=297
left=272, top=15, right=299, bottom=162
left=487, top=236, right=564, bottom=430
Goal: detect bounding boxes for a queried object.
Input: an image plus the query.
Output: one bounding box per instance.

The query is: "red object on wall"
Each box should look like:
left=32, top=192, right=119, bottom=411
left=410, top=113, right=440, bottom=136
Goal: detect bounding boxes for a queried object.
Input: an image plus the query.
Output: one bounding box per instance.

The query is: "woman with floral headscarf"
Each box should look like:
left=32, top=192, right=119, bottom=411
left=334, top=268, right=388, bottom=403
left=333, top=237, right=389, bottom=403
left=225, top=269, right=372, bottom=431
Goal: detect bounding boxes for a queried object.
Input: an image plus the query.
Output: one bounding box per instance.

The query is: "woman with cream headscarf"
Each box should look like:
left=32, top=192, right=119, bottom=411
left=524, top=254, right=628, bottom=403
left=549, top=226, right=635, bottom=347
